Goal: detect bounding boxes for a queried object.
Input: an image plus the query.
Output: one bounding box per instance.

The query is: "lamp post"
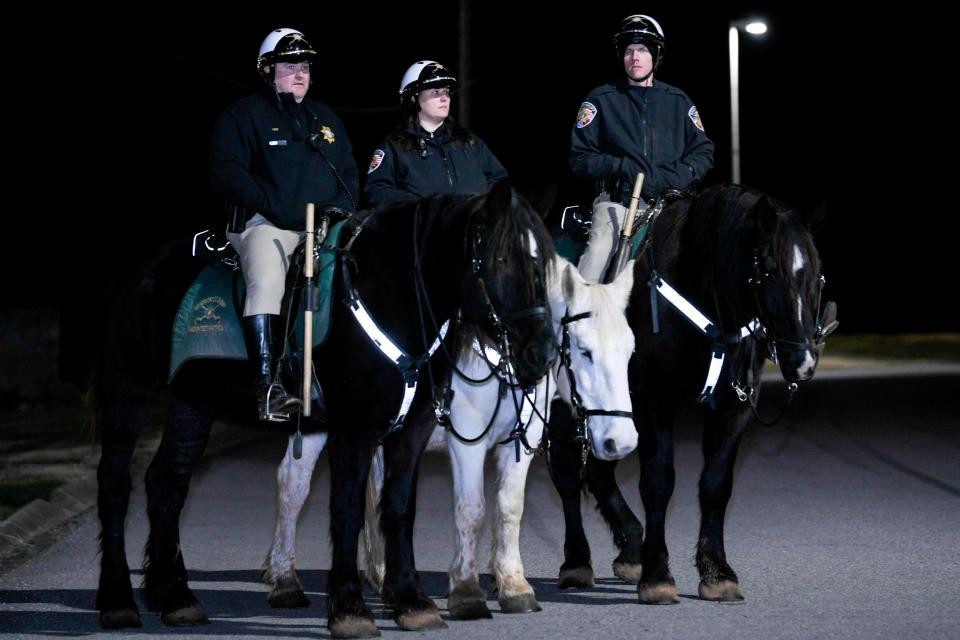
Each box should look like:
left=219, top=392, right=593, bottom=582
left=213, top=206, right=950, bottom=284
left=729, top=19, right=767, bottom=184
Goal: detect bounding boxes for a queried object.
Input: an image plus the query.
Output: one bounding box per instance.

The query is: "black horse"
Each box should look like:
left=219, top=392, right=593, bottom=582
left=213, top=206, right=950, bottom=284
left=547, top=184, right=835, bottom=604
left=93, top=180, right=558, bottom=636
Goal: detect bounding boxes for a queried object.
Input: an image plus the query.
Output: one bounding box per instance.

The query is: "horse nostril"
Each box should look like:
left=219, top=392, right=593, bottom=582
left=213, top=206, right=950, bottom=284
left=523, top=344, right=545, bottom=368
left=603, top=438, right=618, bottom=456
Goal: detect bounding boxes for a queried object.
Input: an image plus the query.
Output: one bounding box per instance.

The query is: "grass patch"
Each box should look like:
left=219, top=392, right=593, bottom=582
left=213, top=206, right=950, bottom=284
left=0, top=480, right=64, bottom=520
left=824, top=334, right=960, bottom=362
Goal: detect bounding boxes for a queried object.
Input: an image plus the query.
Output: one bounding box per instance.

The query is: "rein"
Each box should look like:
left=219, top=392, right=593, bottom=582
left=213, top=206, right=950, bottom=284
left=439, top=329, right=547, bottom=463
left=348, top=201, right=550, bottom=440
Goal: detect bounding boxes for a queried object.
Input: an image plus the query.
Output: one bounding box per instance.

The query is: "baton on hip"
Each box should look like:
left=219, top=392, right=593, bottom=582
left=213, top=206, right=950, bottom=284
left=302, top=203, right=315, bottom=418
left=602, top=172, right=644, bottom=284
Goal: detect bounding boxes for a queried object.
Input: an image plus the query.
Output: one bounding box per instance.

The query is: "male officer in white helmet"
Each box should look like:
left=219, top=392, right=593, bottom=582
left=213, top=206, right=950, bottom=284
left=571, top=14, right=714, bottom=282
left=209, top=28, right=359, bottom=422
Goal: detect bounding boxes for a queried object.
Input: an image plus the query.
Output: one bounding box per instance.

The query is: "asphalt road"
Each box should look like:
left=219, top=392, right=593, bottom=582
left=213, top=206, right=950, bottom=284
left=1, top=369, right=958, bottom=639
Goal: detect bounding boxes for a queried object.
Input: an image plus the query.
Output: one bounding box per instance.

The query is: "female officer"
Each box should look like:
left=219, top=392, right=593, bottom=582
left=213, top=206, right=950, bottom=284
left=363, top=61, right=506, bottom=205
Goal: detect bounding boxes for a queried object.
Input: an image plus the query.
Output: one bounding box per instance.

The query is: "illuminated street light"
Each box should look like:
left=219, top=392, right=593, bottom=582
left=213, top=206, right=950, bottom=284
left=729, top=18, right=767, bottom=184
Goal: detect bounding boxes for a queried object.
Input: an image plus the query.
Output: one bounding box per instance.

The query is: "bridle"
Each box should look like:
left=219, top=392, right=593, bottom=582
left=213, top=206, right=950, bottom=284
left=557, top=310, right=634, bottom=473
left=747, top=244, right=837, bottom=361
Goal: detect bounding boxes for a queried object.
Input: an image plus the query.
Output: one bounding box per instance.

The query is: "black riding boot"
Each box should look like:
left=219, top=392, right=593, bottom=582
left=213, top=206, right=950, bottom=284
left=241, top=314, right=301, bottom=422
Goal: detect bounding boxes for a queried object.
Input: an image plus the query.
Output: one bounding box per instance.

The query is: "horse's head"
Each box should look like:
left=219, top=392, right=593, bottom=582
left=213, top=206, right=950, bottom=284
left=752, top=197, right=838, bottom=382
left=461, top=180, right=557, bottom=387
left=551, top=256, right=638, bottom=460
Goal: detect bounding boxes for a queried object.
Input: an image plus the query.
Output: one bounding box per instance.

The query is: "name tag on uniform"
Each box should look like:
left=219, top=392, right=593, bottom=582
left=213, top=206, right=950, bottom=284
left=268, top=140, right=288, bottom=146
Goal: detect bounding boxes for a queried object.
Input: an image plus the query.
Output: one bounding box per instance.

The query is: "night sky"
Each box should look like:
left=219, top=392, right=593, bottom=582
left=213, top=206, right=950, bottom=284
left=18, top=5, right=950, bottom=335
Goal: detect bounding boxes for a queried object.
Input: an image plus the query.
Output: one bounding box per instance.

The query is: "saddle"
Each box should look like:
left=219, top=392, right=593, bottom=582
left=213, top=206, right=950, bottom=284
left=556, top=190, right=686, bottom=264
left=169, top=214, right=352, bottom=425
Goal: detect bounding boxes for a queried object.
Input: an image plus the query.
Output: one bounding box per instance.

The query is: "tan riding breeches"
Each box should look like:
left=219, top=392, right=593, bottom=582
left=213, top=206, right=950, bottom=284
left=227, top=215, right=302, bottom=317
left=577, top=195, right=647, bottom=283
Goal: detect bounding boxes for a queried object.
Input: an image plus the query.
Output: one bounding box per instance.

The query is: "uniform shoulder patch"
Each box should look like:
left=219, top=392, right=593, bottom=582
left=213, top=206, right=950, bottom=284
left=688, top=106, right=704, bottom=132
left=576, top=102, right=598, bottom=128
left=368, top=149, right=385, bottom=174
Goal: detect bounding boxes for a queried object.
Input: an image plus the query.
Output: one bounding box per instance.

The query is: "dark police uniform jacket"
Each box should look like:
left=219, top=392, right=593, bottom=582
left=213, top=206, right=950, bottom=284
left=570, top=79, right=714, bottom=204
left=209, top=87, right=359, bottom=230
left=363, top=122, right=507, bottom=206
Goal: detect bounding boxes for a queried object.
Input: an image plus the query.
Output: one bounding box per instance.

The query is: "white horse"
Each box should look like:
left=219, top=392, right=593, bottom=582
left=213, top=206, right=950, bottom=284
left=261, top=254, right=637, bottom=617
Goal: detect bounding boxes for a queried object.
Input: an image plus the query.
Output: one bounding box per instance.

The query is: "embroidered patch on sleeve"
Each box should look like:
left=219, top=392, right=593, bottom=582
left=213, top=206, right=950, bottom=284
left=576, top=102, right=598, bottom=128
left=368, top=149, right=385, bottom=174
left=688, top=106, right=704, bottom=132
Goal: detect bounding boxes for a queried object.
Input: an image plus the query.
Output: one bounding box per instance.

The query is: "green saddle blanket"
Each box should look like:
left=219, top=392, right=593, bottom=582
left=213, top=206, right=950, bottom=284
left=168, top=220, right=346, bottom=382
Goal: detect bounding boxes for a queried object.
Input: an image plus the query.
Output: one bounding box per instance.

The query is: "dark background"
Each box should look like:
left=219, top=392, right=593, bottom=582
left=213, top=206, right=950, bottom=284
left=7, top=4, right=951, bottom=344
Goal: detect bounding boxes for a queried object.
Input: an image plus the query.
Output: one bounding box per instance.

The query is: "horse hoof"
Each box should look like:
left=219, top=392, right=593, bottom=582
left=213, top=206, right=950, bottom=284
left=268, top=584, right=311, bottom=608
left=448, top=583, right=492, bottom=619
left=637, top=583, right=680, bottom=605
left=699, top=579, right=744, bottom=602
left=499, top=592, right=541, bottom=614
left=558, top=566, right=595, bottom=589
left=329, top=615, right=381, bottom=638
left=99, top=607, right=142, bottom=629
left=161, top=602, right=210, bottom=626
left=396, top=609, right=448, bottom=631
left=612, top=560, right=642, bottom=585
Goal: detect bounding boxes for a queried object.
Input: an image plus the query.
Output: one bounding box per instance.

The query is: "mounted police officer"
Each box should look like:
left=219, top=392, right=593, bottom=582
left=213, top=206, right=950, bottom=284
left=363, top=61, right=507, bottom=206
left=209, top=28, right=359, bottom=422
left=571, top=14, right=714, bottom=282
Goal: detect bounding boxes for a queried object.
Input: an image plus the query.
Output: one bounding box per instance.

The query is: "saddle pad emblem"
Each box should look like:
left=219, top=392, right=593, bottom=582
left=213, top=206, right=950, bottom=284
left=191, top=296, right=228, bottom=334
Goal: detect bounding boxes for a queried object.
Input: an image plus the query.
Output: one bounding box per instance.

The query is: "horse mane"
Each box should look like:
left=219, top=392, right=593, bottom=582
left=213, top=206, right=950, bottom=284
left=668, top=185, right=813, bottom=296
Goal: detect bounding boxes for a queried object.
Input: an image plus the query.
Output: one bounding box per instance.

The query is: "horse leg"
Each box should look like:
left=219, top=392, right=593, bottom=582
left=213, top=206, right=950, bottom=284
left=636, top=401, right=680, bottom=604
left=96, top=387, right=149, bottom=629
left=446, top=436, right=491, bottom=619
left=327, top=430, right=380, bottom=639
left=361, top=445, right=386, bottom=593
left=546, top=404, right=594, bottom=589
left=584, top=456, right=644, bottom=585
left=695, top=406, right=750, bottom=602
left=380, top=423, right=447, bottom=632
left=142, top=395, right=214, bottom=625
left=491, top=421, right=542, bottom=614
left=263, top=432, right=327, bottom=608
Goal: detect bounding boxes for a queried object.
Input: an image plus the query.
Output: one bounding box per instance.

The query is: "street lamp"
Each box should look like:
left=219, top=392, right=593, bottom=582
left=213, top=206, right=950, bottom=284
left=728, top=19, right=767, bottom=184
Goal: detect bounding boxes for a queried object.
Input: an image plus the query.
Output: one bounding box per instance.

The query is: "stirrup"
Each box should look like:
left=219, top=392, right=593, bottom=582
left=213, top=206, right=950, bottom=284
left=259, top=383, right=301, bottom=423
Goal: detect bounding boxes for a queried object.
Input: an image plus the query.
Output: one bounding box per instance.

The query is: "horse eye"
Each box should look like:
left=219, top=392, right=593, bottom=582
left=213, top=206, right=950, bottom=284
left=580, top=349, right=593, bottom=362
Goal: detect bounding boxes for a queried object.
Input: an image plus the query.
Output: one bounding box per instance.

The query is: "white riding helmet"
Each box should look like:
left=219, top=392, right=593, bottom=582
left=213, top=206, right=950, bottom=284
left=398, top=61, right=458, bottom=104
left=257, top=28, right=317, bottom=73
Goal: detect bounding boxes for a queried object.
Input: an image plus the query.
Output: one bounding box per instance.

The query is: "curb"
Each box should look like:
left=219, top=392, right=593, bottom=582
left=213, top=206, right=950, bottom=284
left=0, top=420, right=268, bottom=570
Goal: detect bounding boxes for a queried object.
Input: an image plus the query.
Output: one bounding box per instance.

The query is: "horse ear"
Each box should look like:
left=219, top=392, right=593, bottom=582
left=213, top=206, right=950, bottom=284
left=562, top=262, right=583, bottom=307
left=610, top=259, right=636, bottom=310
left=802, top=196, right=828, bottom=233
left=522, top=183, right=558, bottom=220
left=486, top=178, right=513, bottom=213
left=755, top=195, right=780, bottom=237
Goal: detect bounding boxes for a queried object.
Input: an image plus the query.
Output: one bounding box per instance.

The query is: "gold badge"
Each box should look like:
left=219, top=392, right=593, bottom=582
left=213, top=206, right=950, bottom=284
left=320, top=126, right=336, bottom=144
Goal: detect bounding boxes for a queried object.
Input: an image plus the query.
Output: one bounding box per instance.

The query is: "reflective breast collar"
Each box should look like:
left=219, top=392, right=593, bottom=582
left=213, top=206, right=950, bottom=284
left=649, top=272, right=760, bottom=404
left=341, top=262, right=449, bottom=433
